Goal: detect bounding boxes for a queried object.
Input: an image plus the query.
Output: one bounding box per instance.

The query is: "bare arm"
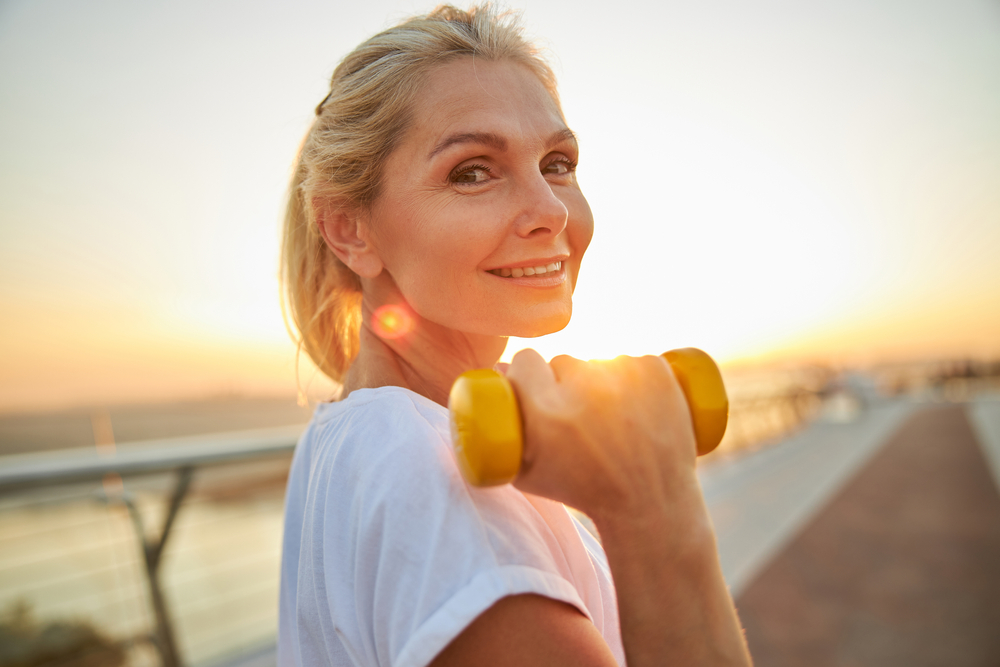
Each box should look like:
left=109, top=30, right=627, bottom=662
left=431, top=595, right=618, bottom=667
left=595, top=484, right=750, bottom=665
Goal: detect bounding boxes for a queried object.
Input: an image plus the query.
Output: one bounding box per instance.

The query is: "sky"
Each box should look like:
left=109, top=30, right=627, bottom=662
left=1, top=0, right=998, bottom=412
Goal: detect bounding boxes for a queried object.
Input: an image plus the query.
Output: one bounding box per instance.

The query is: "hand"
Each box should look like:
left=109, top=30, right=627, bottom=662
left=505, top=349, right=702, bottom=525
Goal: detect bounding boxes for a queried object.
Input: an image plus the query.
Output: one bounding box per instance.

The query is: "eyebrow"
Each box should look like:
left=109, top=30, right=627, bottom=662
left=428, top=128, right=578, bottom=160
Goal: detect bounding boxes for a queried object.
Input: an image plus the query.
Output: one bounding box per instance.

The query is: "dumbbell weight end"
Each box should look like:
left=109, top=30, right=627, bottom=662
left=449, top=348, right=729, bottom=487
left=662, top=348, right=730, bottom=456
left=448, top=368, right=524, bottom=487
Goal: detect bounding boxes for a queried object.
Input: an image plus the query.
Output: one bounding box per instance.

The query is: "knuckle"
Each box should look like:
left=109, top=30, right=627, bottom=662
left=549, top=354, right=583, bottom=379
left=549, top=353, right=578, bottom=367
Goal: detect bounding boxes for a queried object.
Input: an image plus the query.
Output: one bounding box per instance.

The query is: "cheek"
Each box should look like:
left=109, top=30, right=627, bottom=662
left=569, top=196, right=595, bottom=259
left=382, top=206, right=501, bottom=304
left=377, top=200, right=458, bottom=275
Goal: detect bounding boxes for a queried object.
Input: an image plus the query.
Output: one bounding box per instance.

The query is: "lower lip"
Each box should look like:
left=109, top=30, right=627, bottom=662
left=485, top=266, right=568, bottom=287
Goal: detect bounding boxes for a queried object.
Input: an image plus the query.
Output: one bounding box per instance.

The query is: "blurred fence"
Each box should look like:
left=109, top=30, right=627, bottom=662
left=723, top=387, right=828, bottom=455
left=0, top=428, right=300, bottom=667
left=707, top=372, right=830, bottom=461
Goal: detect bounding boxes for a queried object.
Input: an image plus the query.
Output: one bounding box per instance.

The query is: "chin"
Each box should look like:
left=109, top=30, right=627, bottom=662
left=505, top=308, right=571, bottom=338
left=452, top=296, right=573, bottom=338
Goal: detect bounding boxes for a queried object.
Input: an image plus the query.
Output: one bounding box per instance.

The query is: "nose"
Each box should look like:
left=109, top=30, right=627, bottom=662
left=513, top=174, right=569, bottom=239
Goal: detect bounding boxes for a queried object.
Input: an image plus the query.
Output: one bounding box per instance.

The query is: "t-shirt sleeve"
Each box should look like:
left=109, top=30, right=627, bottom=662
left=301, top=394, right=590, bottom=667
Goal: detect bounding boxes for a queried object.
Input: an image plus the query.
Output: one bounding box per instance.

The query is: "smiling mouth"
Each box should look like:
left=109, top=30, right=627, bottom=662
left=487, top=261, right=562, bottom=278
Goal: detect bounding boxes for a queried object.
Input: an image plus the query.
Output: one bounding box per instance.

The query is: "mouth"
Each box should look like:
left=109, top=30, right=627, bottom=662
left=487, top=260, right=563, bottom=278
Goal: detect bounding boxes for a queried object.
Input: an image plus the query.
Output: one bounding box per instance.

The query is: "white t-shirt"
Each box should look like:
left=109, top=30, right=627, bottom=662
left=277, top=386, right=625, bottom=667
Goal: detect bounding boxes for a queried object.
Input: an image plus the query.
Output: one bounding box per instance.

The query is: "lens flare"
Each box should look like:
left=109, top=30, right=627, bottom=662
left=372, top=304, right=415, bottom=340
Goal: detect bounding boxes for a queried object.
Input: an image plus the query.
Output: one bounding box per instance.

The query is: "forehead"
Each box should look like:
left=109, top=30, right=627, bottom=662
left=404, top=58, right=567, bottom=152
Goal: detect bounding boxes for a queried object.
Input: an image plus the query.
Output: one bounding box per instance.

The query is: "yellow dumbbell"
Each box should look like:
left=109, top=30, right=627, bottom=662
left=448, top=348, right=729, bottom=487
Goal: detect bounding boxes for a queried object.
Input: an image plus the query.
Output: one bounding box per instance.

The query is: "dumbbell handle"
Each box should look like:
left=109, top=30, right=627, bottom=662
left=448, top=348, right=729, bottom=487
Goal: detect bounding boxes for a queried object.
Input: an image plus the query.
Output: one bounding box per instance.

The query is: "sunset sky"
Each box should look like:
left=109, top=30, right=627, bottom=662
left=1, top=0, right=998, bottom=412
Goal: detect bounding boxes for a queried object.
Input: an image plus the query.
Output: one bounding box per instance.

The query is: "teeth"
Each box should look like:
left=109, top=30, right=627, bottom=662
left=488, top=261, right=562, bottom=278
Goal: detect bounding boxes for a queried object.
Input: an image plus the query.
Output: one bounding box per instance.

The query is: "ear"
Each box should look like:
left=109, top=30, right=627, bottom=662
left=314, top=199, right=384, bottom=278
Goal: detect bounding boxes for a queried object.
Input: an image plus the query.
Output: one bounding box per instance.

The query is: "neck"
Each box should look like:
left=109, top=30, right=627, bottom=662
left=340, top=289, right=508, bottom=407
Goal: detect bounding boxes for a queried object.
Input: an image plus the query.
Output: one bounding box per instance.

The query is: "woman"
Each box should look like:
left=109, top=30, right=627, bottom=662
left=278, top=5, right=751, bottom=666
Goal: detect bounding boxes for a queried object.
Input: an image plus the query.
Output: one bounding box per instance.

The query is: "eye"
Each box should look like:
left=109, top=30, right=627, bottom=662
left=450, top=164, right=492, bottom=184
left=542, top=157, right=577, bottom=177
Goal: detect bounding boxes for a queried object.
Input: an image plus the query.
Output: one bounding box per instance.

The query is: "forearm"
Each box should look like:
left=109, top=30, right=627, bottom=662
left=594, top=489, right=752, bottom=667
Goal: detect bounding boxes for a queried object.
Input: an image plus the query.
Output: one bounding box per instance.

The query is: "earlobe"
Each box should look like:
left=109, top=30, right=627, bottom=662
left=314, top=199, right=384, bottom=278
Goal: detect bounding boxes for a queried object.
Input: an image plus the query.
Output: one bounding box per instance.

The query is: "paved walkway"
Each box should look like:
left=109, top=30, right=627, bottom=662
left=734, top=403, right=1000, bottom=666
left=699, top=399, right=918, bottom=597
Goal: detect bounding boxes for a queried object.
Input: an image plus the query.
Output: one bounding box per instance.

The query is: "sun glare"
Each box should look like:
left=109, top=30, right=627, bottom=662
left=372, top=304, right=415, bottom=340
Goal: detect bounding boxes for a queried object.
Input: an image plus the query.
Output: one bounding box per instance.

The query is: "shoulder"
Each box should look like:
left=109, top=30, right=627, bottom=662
left=299, top=386, right=456, bottom=501
left=284, top=387, right=599, bottom=667
left=310, top=385, right=448, bottom=444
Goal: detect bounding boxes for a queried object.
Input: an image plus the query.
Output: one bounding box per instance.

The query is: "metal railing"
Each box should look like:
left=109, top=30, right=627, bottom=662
left=0, top=425, right=303, bottom=667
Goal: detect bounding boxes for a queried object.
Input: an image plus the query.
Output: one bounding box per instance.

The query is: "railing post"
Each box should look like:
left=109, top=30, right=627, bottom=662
left=122, top=466, right=194, bottom=667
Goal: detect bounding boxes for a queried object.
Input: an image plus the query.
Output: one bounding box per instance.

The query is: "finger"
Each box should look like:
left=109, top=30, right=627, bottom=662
left=494, top=362, right=510, bottom=376
left=506, top=350, right=557, bottom=480
left=549, top=354, right=587, bottom=382
left=646, top=354, right=680, bottom=388
left=507, top=348, right=556, bottom=395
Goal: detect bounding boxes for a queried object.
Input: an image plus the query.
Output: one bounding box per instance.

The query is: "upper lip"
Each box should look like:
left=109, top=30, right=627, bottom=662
left=485, top=254, right=569, bottom=271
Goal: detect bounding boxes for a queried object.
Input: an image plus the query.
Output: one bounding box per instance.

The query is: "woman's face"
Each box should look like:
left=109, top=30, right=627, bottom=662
left=363, top=58, right=593, bottom=338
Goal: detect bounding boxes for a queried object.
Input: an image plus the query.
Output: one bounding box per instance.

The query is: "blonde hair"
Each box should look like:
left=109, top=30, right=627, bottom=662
left=280, top=4, right=561, bottom=382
